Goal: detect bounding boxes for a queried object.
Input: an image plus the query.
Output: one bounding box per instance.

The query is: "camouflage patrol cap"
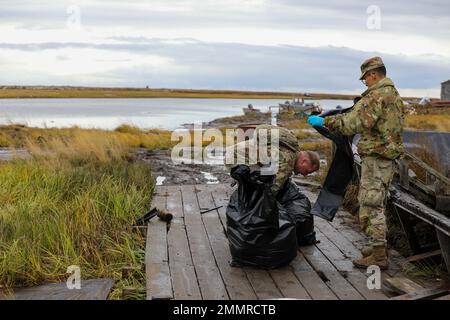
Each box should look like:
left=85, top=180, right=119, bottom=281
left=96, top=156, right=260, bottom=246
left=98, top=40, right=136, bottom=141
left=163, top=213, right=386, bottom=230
left=359, top=56, right=385, bottom=80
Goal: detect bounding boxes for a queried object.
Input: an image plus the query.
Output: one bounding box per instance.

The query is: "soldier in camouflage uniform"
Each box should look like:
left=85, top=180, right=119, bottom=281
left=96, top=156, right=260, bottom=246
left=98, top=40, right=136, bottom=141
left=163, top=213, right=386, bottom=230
left=308, top=57, right=404, bottom=270
left=226, top=124, right=320, bottom=195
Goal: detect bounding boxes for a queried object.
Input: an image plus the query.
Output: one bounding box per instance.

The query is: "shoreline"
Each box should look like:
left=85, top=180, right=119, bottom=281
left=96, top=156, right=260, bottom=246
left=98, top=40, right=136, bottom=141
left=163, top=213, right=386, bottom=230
left=0, top=86, right=424, bottom=101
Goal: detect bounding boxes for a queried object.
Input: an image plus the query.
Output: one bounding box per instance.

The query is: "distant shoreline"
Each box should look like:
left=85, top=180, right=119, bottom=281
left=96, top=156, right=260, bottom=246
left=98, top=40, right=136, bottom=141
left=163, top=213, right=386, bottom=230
left=0, top=85, right=423, bottom=101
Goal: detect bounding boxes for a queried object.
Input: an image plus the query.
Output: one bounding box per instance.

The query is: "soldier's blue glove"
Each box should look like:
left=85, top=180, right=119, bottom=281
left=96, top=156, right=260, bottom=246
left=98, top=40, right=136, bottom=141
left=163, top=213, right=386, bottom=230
left=307, top=115, right=324, bottom=127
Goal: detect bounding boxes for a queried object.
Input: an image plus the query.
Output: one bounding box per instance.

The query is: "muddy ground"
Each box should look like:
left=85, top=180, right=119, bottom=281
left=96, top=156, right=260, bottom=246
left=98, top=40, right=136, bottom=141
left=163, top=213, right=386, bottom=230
left=137, top=149, right=233, bottom=186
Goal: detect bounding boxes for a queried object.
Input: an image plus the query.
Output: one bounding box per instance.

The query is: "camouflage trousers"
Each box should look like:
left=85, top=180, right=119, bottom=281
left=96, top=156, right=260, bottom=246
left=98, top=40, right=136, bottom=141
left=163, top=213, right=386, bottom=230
left=358, top=156, right=395, bottom=247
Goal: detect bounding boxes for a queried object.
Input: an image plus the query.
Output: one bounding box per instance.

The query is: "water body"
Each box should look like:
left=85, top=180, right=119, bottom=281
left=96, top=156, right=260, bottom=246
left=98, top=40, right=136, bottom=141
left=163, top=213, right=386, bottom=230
left=0, top=98, right=353, bottom=130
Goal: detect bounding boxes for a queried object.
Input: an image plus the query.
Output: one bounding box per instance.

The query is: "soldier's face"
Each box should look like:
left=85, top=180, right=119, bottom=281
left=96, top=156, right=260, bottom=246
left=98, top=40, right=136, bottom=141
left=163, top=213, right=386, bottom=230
left=362, top=71, right=377, bottom=87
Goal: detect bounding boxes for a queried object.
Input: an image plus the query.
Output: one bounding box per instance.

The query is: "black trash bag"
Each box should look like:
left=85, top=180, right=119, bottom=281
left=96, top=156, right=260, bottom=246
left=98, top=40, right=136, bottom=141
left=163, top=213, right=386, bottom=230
left=227, top=165, right=297, bottom=269
left=310, top=105, right=355, bottom=221
left=277, top=178, right=316, bottom=246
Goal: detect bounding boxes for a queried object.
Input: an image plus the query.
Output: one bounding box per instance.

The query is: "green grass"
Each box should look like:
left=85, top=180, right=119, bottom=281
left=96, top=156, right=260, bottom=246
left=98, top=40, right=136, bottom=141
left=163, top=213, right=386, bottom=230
left=0, top=125, right=158, bottom=299
left=0, top=159, right=152, bottom=284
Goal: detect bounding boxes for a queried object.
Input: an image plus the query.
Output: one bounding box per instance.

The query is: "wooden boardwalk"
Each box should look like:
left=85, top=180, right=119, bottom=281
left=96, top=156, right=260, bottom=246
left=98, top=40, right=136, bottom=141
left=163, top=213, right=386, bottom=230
left=145, top=183, right=412, bottom=300
left=0, top=279, right=114, bottom=300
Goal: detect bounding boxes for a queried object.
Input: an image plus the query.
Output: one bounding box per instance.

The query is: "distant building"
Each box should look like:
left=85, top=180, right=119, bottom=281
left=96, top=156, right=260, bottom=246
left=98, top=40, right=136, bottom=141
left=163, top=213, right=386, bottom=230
left=441, top=80, right=450, bottom=100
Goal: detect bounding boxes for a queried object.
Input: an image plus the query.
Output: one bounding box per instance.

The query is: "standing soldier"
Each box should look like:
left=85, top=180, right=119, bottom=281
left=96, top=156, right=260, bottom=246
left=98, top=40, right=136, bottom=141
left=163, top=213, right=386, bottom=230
left=307, top=57, right=405, bottom=269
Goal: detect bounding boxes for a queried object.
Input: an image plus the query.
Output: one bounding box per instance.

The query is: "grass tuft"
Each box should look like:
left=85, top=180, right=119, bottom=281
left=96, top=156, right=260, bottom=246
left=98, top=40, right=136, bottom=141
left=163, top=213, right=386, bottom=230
left=0, top=125, right=158, bottom=299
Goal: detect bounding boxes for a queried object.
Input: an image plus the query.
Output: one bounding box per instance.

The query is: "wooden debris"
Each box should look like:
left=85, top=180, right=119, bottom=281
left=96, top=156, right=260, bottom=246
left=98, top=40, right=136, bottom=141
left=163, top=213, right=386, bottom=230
left=383, top=277, right=424, bottom=295
left=390, top=288, right=450, bottom=300
left=406, top=249, right=442, bottom=264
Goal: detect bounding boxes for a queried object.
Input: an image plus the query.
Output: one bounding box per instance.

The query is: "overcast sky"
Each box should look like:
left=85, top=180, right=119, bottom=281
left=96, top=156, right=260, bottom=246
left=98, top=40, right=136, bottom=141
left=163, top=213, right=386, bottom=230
left=1, top=0, right=449, bottom=97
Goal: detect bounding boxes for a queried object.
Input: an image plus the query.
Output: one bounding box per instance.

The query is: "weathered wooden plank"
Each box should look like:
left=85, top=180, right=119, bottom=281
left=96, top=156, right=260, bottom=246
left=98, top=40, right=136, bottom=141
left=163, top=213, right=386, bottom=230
left=405, top=151, right=450, bottom=186
left=269, top=267, right=311, bottom=300
left=146, top=189, right=172, bottom=301
left=296, top=187, right=410, bottom=289
left=146, top=218, right=173, bottom=300
left=167, top=219, right=201, bottom=299
left=147, top=219, right=168, bottom=263
left=383, top=277, right=424, bottom=295
left=181, top=185, right=229, bottom=300
left=406, top=249, right=442, bottom=263
left=391, top=186, right=450, bottom=237
left=327, top=211, right=409, bottom=278
left=152, top=186, right=167, bottom=211
left=165, top=185, right=183, bottom=219
left=330, top=212, right=368, bottom=247
left=244, top=269, right=283, bottom=300
left=314, top=229, right=388, bottom=300
left=390, top=288, right=449, bottom=300
left=299, top=244, right=365, bottom=300
left=196, top=185, right=257, bottom=300
left=146, top=263, right=172, bottom=300
left=0, top=279, right=114, bottom=300
left=210, top=184, right=232, bottom=229
left=290, top=254, right=338, bottom=300
left=315, top=218, right=362, bottom=260
left=435, top=294, right=450, bottom=300
left=316, top=213, right=409, bottom=295
left=166, top=185, right=201, bottom=300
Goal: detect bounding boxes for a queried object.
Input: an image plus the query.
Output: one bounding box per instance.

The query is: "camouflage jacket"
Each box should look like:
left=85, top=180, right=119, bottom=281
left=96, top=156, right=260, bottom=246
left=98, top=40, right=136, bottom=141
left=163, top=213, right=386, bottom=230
left=260, top=124, right=298, bottom=195
left=324, top=78, right=404, bottom=159
left=226, top=125, right=298, bottom=195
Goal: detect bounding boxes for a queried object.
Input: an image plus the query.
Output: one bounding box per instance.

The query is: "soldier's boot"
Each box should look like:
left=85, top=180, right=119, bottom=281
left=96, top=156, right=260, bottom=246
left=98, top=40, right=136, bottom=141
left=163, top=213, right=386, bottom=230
left=352, top=244, right=388, bottom=270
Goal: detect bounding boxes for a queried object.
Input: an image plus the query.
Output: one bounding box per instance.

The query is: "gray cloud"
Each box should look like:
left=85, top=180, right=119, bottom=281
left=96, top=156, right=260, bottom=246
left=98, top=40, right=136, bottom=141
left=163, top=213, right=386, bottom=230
left=0, top=39, right=448, bottom=91
left=0, top=0, right=448, bottom=94
left=1, top=0, right=449, bottom=38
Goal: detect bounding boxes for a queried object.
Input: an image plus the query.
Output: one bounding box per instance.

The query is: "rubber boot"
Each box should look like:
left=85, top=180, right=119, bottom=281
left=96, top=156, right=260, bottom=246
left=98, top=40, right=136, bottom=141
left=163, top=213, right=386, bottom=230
left=352, top=244, right=388, bottom=270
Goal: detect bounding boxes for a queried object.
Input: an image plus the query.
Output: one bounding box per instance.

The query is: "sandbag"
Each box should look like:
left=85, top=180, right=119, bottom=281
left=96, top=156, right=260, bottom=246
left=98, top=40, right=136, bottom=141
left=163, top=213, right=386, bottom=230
left=226, top=165, right=313, bottom=269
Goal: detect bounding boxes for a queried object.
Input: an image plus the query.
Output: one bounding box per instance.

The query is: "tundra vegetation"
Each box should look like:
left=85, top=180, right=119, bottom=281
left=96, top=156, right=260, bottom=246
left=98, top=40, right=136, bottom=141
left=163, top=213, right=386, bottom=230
left=0, top=101, right=447, bottom=297
left=0, top=125, right=174, bottom=299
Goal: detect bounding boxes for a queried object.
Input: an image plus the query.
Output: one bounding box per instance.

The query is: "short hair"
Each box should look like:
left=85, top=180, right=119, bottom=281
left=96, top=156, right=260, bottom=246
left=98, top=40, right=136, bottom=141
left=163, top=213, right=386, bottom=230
left=305, top=151, right=320, bottom=171
left=373, top=66, right=386, bottom=77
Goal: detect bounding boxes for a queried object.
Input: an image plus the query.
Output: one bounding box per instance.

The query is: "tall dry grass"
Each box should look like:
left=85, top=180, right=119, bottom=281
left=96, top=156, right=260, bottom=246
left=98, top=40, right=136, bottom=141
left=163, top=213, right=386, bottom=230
left=405, top=114, right=450, bottom=132
left=0, top=124, right=174, bottom=151
left=0, top=125, right=162, bottom=299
